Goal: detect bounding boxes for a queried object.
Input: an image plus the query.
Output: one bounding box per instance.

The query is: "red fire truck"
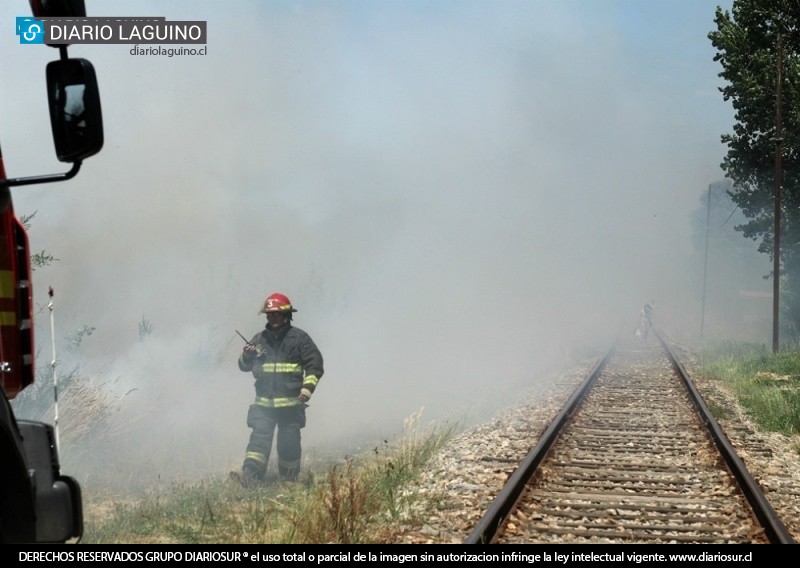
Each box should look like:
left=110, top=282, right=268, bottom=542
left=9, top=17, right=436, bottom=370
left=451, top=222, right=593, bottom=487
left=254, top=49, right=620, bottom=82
left=0, top=0, right=103, bottom=543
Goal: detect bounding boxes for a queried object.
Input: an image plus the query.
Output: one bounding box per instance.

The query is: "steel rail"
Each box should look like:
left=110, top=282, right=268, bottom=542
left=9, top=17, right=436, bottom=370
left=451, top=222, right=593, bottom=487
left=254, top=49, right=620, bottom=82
left=465, top=329, right=797, bottom=544
left=464, top=336, right=618, bottom=544
left=654, top=328, right=795, bottom=544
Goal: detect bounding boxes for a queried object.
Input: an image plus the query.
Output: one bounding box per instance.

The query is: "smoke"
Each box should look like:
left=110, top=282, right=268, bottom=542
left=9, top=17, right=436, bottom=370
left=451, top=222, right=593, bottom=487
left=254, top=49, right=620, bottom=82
left=1, top=1, right=738, bottom=490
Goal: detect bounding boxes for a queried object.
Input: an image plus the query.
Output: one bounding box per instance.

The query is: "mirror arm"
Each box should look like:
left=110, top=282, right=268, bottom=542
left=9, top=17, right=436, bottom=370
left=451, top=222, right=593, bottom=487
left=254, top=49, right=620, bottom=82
left=0, top=161, right=82, bottom=188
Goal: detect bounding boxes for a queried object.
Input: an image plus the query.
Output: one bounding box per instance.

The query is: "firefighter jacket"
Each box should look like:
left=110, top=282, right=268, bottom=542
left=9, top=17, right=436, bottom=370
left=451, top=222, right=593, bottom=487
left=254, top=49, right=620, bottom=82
left=238, top=323, right=324, bottom=408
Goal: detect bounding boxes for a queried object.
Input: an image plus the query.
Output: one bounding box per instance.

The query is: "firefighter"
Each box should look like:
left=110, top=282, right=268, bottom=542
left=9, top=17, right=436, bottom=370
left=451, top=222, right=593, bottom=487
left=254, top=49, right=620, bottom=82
left=232, top=292, right=324, bottom=487
left=638, top=302, right=655, bottom=342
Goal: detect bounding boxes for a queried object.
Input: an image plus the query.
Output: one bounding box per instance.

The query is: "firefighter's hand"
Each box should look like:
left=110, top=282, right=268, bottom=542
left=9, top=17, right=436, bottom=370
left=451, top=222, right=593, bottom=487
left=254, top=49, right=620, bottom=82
left=242, top=343, right=258, bottom=359
left=299, top=388, right=311, bottom=403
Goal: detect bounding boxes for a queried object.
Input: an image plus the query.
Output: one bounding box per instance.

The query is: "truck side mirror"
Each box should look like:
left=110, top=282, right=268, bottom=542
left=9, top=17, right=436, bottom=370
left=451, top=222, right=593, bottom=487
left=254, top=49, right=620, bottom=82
left=46, top=58, right=103, bottom=162
left=30, top=0, right=86, bottom=18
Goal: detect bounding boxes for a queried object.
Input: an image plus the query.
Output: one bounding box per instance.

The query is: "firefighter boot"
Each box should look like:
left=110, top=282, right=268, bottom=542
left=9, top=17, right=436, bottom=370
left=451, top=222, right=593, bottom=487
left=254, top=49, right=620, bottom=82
left=278, top=458, right=300, bottom=483
left=233, top=459, right=265, bottom=488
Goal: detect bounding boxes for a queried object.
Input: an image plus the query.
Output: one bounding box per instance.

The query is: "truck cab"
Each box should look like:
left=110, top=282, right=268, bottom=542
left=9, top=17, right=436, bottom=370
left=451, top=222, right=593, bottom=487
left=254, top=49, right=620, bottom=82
left=0, top=0, right=103, bottom=543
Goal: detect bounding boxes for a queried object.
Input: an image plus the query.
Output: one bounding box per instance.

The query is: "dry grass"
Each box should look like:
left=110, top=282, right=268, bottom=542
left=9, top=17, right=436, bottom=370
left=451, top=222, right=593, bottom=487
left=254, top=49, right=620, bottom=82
left=80, top=409, right=459, bottom=544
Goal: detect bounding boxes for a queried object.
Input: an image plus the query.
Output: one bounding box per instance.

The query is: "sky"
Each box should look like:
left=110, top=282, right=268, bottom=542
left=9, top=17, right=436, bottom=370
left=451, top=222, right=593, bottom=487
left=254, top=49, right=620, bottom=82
left=0, top=0, right=746, bottom=490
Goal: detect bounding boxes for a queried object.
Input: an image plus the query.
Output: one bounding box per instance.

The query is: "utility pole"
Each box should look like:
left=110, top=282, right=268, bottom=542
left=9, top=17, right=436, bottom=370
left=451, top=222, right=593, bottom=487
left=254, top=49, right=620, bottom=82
left=773, top=32, right=783, bottom=354
left=701, top=184, right=712, bottom=339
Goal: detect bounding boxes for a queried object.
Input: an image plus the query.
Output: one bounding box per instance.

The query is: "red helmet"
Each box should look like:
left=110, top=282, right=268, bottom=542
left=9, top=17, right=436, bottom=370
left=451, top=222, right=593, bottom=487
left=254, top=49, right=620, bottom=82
left=259, top=292, right=297, bottom=314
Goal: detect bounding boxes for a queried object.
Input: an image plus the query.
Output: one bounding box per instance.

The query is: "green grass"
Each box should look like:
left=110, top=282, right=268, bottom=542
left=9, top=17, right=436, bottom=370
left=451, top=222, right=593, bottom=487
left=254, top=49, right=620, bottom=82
left=79, top=411, right=459, bottom=544
left=698, top=340, right=800, bottom=440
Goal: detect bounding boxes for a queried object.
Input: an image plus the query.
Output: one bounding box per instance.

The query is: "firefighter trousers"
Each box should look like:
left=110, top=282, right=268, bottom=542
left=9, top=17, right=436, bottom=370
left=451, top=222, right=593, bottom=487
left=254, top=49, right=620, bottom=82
left=243, top=404, right=306, bottom=481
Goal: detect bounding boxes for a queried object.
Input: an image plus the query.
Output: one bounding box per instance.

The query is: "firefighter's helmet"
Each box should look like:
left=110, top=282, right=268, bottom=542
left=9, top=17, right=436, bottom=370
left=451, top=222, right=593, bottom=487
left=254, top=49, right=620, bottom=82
left=259, top=292, right=298, bottom=314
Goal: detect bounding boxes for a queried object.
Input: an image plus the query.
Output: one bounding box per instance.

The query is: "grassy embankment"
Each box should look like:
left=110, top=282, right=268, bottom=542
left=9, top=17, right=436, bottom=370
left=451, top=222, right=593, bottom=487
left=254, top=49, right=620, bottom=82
left=79, top=410, right=458, bottom=544
left=697, top=340, right=800, bottom=453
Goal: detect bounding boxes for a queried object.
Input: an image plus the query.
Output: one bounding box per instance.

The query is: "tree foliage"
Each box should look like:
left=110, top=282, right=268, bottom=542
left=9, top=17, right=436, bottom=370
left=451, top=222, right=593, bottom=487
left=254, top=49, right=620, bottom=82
left=19, top=211, right=59, bottom=270
left=709, top=0, right=800, bottom=331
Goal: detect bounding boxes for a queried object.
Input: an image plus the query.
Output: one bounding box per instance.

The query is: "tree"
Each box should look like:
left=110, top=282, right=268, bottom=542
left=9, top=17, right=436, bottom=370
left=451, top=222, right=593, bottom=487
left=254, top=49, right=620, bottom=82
left=709, top=0, right=800, bottom=341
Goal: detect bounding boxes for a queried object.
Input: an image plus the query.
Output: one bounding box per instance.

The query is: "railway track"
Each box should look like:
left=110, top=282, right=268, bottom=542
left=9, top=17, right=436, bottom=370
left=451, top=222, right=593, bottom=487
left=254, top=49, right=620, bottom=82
left=465, top=330, right=796, bottom=544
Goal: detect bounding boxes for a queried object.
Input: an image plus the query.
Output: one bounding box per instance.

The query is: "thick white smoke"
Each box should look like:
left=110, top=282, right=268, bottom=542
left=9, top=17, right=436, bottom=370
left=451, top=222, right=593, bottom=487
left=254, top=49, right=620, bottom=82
left=1, top=1, right=737, bottom=490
